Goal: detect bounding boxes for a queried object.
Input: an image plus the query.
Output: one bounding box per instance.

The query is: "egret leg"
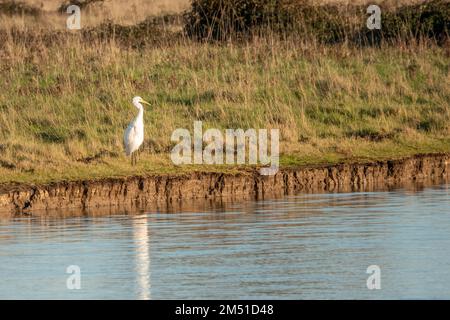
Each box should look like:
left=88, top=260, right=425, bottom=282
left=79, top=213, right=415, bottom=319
left=138, top=146, right=144, bottom=164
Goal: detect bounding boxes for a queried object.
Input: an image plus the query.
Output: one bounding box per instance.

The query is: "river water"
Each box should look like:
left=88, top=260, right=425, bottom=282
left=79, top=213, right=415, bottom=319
left=0, top=182, right=449, bottom=299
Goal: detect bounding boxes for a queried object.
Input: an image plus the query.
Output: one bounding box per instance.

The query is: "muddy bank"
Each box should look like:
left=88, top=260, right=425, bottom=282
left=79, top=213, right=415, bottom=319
left=0, top=153, right=448, bottom=216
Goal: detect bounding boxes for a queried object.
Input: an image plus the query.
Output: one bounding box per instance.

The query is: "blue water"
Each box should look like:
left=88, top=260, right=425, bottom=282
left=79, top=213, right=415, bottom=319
left=0, top=183, right=449, bottom=299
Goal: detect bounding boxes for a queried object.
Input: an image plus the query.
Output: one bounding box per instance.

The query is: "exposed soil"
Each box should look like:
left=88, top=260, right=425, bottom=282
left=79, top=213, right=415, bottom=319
left=0, top=153, right=448, bottom=216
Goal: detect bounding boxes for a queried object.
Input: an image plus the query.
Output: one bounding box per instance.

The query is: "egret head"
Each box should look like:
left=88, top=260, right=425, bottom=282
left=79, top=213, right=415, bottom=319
left=132, top=96, right=151, bottom=108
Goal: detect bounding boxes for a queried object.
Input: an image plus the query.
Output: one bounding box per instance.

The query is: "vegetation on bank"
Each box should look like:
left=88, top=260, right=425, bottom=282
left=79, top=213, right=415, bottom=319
left=185, top=0, right=449, bottom=44
left=0, top=0, right=449, bottom=184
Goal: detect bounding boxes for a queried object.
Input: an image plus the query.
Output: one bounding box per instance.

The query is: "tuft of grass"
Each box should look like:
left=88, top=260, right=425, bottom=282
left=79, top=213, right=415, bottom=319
left=0, top=1, right=41, bottom=16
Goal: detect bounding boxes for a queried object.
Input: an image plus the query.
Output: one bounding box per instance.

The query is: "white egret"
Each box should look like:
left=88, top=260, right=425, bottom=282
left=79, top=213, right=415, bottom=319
left=124, top=96, right=151, bottom=165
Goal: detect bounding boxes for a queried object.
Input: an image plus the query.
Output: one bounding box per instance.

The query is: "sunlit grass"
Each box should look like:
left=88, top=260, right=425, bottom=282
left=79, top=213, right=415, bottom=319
left=0, top=2, right=449, bottom=185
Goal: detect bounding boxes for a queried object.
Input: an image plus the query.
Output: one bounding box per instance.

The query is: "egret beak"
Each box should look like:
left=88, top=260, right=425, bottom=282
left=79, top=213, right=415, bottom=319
left=141, top=100, right=151, bottom=106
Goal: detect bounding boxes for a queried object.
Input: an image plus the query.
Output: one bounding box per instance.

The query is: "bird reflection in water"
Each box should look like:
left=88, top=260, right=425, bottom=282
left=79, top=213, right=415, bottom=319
left=132, top=215, right=151, bottom=300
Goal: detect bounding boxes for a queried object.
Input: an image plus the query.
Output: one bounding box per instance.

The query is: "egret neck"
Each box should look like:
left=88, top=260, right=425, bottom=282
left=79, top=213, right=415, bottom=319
left=133, top=100, right=144, bottom=122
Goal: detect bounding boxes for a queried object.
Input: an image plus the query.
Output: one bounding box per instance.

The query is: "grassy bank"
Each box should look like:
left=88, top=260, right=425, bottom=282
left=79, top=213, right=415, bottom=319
left=0, top=0, right=449, bottom=184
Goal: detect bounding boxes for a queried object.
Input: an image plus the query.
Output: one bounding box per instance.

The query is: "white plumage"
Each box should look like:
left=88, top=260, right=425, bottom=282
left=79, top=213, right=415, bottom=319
left=124, top=96, right=150, bottom=165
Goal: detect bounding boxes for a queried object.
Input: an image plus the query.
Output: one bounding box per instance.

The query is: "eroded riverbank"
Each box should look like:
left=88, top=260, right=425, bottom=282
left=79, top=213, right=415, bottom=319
left=0, top=153, right=448, bottom=216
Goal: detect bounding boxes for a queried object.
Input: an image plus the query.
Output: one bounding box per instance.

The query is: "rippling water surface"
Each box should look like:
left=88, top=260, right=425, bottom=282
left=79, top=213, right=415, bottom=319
left=1, top=183, right=449, bottom=299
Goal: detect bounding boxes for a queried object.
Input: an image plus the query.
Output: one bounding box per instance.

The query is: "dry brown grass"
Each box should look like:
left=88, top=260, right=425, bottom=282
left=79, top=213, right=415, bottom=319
left=1, top=0, right=190, bottom=28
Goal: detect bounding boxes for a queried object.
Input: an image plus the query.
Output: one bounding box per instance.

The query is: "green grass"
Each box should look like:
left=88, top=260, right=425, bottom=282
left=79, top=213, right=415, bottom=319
left=0, top=35, right=449, bottom=185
